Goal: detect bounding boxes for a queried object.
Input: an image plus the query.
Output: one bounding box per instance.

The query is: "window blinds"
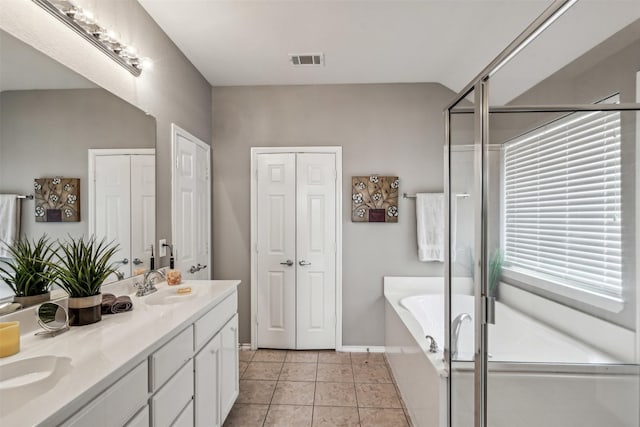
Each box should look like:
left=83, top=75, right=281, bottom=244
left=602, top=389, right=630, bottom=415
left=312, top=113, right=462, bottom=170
left=503, top=99, right=622, bottom=301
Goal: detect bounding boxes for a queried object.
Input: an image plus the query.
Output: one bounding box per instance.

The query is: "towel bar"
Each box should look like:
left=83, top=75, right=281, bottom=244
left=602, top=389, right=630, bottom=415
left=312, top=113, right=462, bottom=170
left=403, top=192, right=470, bottom=199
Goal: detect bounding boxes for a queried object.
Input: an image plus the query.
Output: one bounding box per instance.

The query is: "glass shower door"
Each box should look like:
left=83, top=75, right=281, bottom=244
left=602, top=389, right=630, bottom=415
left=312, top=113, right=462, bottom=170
left=446, top=90, right=481, bottom=427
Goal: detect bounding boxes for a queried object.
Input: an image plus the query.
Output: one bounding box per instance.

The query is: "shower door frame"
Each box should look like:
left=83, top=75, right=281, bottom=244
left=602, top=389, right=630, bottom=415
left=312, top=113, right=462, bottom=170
left=443, top=1, right=640, bottom=427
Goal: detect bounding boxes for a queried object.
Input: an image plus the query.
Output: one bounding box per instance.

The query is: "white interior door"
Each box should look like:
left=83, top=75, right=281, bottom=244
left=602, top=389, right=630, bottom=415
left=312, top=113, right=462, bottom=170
left=256, top=153, right=297, bottom=349
left=131, top=155, right=155, bottom=272
left=296, top=153, right=336, bottom=349
left=95, top=155, right=131, bottom=277
left=172, top=125, right=211, bottom=279
left=195, top=143, right=210, bottom=279
left=255, top=151, right=337, bottom=350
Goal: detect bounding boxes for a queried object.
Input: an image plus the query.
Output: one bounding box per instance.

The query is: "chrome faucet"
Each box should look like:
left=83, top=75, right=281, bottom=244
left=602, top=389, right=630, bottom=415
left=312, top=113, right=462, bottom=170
left=425, top=335, right=439, bottom=353
left=451, top=313, right=472, bottom=360
left=135, top=269, right=165, bottom=297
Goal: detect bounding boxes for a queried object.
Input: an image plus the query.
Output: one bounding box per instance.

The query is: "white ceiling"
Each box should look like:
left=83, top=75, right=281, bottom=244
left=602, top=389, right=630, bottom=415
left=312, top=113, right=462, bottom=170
left=139, top=0, right=640, bottom=104
left=0, top=30, right=97, bottom=92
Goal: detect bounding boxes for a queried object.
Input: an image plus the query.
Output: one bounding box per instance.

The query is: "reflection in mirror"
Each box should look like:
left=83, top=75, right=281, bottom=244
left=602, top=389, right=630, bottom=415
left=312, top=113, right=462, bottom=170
left=35, top=302, right=69, bottom=336
left=0, top=30, right=157, bottom=300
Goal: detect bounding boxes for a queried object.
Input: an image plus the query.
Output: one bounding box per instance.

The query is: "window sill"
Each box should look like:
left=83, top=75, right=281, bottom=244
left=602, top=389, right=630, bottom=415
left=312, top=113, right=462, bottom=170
left=501, top=267, right=624, bottom=313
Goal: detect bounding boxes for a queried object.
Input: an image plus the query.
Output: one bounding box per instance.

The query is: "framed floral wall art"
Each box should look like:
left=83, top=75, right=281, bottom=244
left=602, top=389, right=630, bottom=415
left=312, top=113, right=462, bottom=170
left=34, top=178, right=80, bottom=222
left=352, top=175, right=399, bottom=223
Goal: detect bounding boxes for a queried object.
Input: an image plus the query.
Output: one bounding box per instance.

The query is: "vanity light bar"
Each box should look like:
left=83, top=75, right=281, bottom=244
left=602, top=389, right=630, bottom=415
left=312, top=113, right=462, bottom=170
left=32, top=0, right=147, bottom=76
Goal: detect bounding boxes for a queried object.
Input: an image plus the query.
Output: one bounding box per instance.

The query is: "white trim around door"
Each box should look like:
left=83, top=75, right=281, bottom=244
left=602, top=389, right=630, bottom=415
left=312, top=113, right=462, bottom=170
left=250, top=146, right=343, bottom=351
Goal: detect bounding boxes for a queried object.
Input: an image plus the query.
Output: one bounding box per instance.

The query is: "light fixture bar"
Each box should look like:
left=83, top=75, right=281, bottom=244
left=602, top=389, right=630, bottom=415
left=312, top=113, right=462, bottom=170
left=32, top=0, right=143, bottom=76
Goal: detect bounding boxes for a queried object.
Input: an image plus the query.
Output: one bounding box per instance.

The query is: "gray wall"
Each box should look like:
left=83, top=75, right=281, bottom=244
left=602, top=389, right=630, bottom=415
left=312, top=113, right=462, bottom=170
left=1, top=0, right=213, bottom=268
left=212, top=83, right=456, bottom=345
left=0, top=88, right=155, bottom=242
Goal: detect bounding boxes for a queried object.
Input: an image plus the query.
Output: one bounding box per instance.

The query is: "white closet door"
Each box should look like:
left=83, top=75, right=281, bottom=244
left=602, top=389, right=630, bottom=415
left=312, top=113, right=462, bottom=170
left=296, top=153, right=336, bottom=349
left=131, top=155, right=155, bottom=272
left=256, top=153, right=296, bottom=349
left=95, top=155, right=131, bottom=278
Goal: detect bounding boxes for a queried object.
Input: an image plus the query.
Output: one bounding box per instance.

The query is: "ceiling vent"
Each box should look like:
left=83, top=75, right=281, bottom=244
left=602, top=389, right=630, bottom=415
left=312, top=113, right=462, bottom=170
left=289, top=53, right=324, bottom=66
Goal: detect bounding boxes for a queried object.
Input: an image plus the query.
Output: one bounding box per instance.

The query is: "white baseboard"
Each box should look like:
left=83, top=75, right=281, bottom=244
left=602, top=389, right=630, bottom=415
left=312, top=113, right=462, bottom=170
left=339, top=345, right=386, bottom=353
left=241, top=343, right=386, bottom=353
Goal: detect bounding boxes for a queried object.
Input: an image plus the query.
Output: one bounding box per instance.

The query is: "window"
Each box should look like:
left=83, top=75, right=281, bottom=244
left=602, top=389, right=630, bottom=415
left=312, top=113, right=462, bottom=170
left=502, top=95, right=622, bottom=311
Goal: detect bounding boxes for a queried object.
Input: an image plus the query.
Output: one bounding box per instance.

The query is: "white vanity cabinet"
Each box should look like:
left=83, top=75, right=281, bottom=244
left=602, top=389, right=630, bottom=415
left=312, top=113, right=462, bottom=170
left=42, top=283, right=239, bottom=427
left=62, top=361, right=149, bottom=427
left=195, top=334, right=222, bottom=426
left=219, top=315, right=239, bottom=420
left=194, top=314, right=239, bottom=427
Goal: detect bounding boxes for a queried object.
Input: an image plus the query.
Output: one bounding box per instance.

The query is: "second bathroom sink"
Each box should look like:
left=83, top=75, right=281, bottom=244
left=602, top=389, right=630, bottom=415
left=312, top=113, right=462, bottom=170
left=143, top=286, right=198, bottom=306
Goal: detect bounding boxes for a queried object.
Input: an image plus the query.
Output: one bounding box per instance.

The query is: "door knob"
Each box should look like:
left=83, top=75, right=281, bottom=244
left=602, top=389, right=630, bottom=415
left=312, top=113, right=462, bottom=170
left=189, top=264, right=207, bottom=273
left=298, top=260, right=311, bottom=266
left=132, top=258, right=143, bottom=265
left=280, top=260, right=294, bottom=266
left=117, top=258, right=129, bottom=265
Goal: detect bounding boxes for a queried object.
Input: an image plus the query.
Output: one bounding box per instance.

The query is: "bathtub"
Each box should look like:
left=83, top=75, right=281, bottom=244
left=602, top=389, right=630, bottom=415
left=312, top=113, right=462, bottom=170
left=384, top=277, right=640, bottom=427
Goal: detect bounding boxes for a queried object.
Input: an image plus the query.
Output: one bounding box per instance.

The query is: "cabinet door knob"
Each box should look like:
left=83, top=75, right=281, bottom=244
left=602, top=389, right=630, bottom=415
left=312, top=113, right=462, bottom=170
left=132, top=258, right=143, bottom=265
left=280, top=259, right=294, bottom=266
left=298, top=260, right=311, bottom=266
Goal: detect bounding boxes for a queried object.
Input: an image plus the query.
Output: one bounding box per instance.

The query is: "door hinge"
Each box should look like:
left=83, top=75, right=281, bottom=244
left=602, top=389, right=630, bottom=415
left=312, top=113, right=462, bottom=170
left=176, top=158, right=180, bottom=170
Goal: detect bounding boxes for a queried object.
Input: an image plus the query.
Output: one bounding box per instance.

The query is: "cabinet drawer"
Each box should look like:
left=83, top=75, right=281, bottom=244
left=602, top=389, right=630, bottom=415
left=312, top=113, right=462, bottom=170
left=151, top=359, right=193, bottom=427
left=63, top=361, right=148, bottom=427
left=150, top=326, right=193, bottom=391
left=172, top=400, right=194, bottom=427
left=194, top=292, right=237, bottom=351
left=125, top=405, right=149, bottom=427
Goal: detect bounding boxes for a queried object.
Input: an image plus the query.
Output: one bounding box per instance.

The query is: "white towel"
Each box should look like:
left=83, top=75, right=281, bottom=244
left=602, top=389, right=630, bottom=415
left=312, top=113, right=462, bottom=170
left=416, top=193, right=444, bottom=262
left=0, top=195, right=21, bottom=257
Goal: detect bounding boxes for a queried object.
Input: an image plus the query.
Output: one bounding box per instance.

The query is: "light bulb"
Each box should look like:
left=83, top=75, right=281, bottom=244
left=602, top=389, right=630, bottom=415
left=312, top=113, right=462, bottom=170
left=140, top=57, right=154, bottom=70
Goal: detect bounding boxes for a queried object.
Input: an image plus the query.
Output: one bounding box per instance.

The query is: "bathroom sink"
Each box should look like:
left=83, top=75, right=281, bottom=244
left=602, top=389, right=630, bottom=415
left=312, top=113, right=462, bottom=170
left=0, top=355, right=71, bottom=391
left=144, top=287, right=198, bottom=306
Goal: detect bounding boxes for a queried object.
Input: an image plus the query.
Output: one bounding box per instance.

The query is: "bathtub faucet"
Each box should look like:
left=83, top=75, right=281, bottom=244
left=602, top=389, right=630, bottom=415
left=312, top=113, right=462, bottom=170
left=451, top=313, right=472, bottom=360
left=425, top=335, right=439, bottom=353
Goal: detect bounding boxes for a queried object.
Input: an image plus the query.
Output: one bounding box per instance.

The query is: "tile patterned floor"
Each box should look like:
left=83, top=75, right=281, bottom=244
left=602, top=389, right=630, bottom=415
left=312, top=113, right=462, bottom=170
left=224, top=350, right=411, bottom=427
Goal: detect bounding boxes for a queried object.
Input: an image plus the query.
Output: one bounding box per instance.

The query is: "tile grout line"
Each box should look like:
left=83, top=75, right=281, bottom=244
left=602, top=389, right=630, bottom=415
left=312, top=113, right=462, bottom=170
left=351, top=355, right=363, bottom=425
left=311, top=352, right=319, bottom=426
left=264, top=353, right=286, bottom=426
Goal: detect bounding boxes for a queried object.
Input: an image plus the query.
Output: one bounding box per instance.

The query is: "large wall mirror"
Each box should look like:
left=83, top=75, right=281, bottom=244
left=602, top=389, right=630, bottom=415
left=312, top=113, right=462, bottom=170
left=0, top=29, right=157, bottom=299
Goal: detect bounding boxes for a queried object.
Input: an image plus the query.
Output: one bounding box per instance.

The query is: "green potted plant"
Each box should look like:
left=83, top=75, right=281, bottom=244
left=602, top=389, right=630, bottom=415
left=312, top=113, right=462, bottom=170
left=487, top=249, right=504, bottom=324
left=53, top=236, right=119, bottom=326
left=0, top=235, right=58, bottom=307
left=488, top=249, right=504, bottom=298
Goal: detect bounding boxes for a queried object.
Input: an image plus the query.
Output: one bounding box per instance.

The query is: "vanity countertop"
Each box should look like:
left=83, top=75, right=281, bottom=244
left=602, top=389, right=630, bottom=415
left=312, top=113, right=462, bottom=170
left=0, top=280, right=240, bottom=427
